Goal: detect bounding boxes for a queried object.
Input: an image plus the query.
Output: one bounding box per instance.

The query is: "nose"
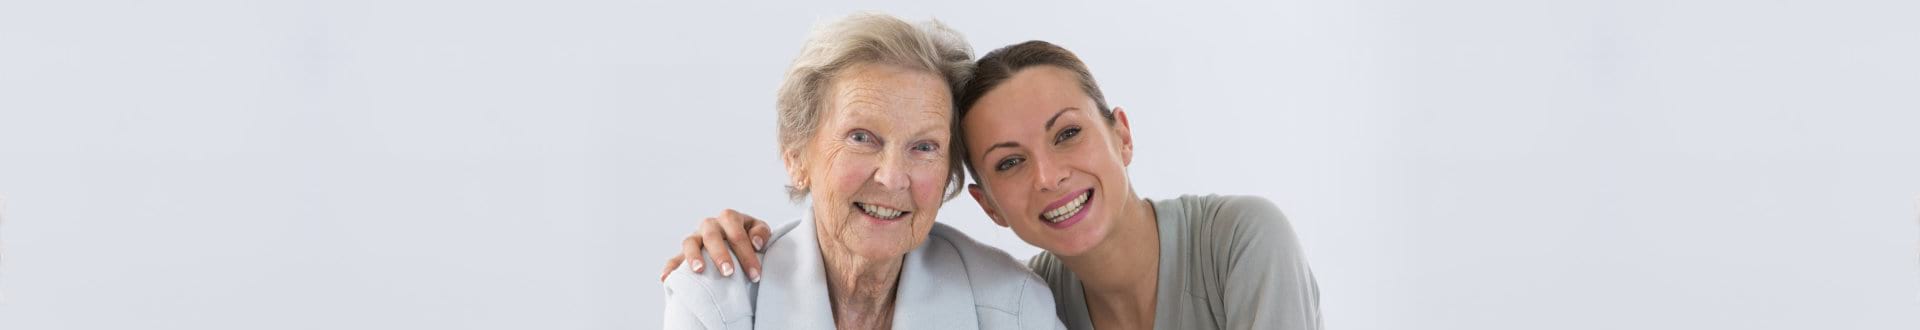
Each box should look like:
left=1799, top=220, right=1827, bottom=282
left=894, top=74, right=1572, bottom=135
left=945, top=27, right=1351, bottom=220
left=1033, top=151, right=1069, bottom=192
left=873, top=150, right=911, bottom=192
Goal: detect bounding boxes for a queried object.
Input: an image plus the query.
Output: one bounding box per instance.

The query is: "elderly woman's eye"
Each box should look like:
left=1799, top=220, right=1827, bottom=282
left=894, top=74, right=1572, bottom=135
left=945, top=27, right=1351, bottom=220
left=849, top=130, right=876, bottom=144
left=1054, top=127, right=1081, bottom=144
left=994, top=156, right=1024, bottom=172
left=911, top=141, right=939, bottom=152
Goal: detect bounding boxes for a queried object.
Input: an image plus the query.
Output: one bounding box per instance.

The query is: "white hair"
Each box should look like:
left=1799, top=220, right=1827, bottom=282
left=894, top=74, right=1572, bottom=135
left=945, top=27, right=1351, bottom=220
left=774, top=12, right=974, bottom=202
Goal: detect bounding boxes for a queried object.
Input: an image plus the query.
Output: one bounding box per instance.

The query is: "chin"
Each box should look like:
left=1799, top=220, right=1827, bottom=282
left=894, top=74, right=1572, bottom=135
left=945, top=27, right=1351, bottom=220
left=1020, top=219, right=1110, bottom=257
left=848, top=225, right=929, bottom=258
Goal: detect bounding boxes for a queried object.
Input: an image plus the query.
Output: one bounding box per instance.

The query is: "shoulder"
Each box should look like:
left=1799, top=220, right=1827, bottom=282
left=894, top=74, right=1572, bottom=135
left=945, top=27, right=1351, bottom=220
left=764, top=219, right=804, bottom=246
left=1169, top=194, right=1294, bottom=243
left=923, top=223, right=1051, bottom=298
left=661, top=255, right=758, bottom=329
left=660, top=218, right=803, bottom=329
left=923, top=224, right=1059, bottom=319
left=1167, top=195, right=1322, bottom=328
left=1165, top=194, right=1308, bottom=268
left=1172, top=194, right=1287, bottom=223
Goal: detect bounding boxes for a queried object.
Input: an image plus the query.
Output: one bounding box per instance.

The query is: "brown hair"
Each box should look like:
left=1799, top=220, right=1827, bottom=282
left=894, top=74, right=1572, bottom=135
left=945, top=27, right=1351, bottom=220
left=955, top=40, right=1114, bottom=183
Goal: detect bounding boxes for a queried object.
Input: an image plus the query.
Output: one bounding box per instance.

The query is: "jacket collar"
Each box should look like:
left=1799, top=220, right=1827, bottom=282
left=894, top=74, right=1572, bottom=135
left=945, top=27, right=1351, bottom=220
left=753, top=209, right=979, bottom=329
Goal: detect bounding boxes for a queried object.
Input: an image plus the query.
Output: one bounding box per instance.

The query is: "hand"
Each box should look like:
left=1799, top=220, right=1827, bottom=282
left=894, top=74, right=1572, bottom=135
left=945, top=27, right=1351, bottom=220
left=659, top=209, right=773, bottom=283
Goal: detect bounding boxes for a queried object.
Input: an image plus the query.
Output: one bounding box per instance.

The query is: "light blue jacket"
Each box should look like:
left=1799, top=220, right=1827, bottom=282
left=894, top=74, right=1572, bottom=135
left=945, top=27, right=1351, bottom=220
left=662, top=212, right=1065, bottom=329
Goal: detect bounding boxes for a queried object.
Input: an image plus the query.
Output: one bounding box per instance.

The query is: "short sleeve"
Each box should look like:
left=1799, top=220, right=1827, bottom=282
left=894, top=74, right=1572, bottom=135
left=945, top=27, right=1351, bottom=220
left=1215, top=196, right=1322, bottom=330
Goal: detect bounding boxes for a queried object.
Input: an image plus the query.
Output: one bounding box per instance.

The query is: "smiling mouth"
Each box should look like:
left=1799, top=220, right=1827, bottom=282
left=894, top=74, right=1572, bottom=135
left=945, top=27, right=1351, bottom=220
left=853, top=202, right=909, bottom=220
left=1041, top=189, right=1093, bottom=223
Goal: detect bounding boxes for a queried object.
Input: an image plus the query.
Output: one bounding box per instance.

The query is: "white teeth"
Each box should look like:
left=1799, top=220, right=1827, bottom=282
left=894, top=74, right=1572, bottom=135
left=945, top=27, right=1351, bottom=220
left=858, top=203, right=906, bottom=220
left=1042, top=191, right=1092, bottom=222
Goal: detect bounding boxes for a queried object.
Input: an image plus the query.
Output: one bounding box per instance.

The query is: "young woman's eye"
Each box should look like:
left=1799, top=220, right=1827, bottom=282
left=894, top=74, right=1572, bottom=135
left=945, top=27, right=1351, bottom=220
left=849, top=130, right=876, bottom=144
left=911, top=141, right=939, bottom=153
left=1054, top=127, right=1081, bottom=144
left=994, top=156, right=1024, bottom=172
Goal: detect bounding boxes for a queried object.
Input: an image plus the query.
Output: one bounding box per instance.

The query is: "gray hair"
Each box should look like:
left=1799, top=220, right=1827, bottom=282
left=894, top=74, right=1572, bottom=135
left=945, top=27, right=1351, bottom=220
left=775, top=12, right=974, bottom=202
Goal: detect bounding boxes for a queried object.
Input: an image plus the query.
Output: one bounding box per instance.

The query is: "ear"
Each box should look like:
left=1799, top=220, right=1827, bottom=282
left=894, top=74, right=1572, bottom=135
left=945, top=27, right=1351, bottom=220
left=782, top=149, right=809, bottom=191
left=968, top=183, right=1008, bottom=227
left=1111, top=107, right=1135, bottom=166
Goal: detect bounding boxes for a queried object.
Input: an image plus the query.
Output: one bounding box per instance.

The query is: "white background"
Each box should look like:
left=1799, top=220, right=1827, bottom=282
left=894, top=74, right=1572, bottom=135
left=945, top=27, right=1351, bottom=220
left=3, top=0, right=1917, bottom=329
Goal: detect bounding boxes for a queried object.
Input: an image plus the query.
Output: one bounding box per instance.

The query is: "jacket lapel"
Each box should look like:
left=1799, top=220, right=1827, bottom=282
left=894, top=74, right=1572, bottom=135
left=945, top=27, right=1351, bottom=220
left=753, top=213, right=839, bottom=329
left=890, top=226, right=979, bottom=329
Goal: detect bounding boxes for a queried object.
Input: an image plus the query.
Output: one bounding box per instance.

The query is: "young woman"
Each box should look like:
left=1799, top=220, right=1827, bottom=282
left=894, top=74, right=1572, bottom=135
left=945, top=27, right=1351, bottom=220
left=665, top=40, right=1320, bottom=330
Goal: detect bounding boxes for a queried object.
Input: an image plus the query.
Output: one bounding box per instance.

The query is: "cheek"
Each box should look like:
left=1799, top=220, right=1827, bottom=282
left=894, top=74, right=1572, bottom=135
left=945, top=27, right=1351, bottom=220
left=990, top=185, right=1030, bottom=219
left=908, top=161, right=947, bottom=202
left=817, top=151, right=875, bottom=203
left=1076, top=147, right=1131, bottom=212
left=1074, top=140, right=1128, bottom=184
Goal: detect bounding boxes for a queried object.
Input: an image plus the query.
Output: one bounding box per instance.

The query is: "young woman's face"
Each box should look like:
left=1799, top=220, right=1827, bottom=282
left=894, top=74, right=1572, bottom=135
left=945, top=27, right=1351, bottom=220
left=963, top=66, right=1134, bottom=257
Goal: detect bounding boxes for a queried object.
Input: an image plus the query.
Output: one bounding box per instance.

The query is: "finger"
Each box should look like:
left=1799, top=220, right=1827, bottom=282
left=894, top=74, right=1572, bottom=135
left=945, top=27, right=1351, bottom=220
left=660, top=254, right=686, bottom=282
left=725, top=211, right=772, bottom=251
left=680, top=235, right=706, bottom=274
left=746, top=218, right=773, bottom=251
left=719, top=210, right=761, bottom=282
left=719, top=209, right=760, bottom=250
left=698, top=217, right=737, bottom=277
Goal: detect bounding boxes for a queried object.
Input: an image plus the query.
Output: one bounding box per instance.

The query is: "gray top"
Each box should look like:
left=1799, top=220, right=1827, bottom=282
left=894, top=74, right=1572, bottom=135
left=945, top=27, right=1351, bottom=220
left=1028, top=195, right=1322, bottom=330
left=662, top=209, right=1066, bottom=329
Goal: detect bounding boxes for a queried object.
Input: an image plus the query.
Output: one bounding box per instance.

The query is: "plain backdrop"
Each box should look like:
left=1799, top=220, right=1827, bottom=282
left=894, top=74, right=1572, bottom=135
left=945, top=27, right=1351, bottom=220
left=3, top=0, right=1918, bottom=329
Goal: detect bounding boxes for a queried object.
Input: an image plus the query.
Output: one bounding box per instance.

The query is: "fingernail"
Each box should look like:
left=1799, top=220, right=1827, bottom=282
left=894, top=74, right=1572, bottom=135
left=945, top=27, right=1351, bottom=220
left=691, top=260, right=704, bottom=272
left=748, top=268, right=761, bottom=283
left=720, top=263, right=735, bottom=276
left=753, top=237, right=766, bottom=251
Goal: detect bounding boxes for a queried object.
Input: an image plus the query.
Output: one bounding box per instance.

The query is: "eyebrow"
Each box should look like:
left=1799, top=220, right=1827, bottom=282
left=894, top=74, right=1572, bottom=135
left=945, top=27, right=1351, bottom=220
left=983, top=141, right=1020, bottom=158
left=1045, top=107, right=1078, bottom=131
left=981, top=107, right=1079, bottom=160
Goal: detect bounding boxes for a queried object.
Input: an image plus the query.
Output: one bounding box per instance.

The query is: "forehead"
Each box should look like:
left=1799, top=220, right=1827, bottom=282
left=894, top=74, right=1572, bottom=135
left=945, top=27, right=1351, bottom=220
left=826, top=63, right=953, bottom=119
left=963, top=66, right=1095, bottom=137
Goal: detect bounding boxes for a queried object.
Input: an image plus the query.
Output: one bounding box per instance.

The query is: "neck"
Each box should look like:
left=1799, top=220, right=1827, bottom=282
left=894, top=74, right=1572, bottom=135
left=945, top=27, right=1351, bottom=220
left=816, top=231, right=904, bottom=329
left=1058, top=189, right=1160, bottom=327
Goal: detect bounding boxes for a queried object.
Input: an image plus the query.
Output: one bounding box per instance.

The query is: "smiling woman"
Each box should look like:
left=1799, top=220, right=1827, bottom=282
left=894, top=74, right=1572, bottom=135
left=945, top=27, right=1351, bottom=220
left=798, top=62, right=954, bottom=261
left=956, top=41, right=1321, bottom=329
left=657, top=12, right=1064, bottom=330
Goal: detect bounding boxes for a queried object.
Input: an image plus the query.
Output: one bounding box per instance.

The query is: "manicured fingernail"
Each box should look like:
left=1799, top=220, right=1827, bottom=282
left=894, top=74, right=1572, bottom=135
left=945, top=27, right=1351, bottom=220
left=720, top=263, right=735, bottom=276
left=753, top=237, right=766, bottom=251
left=748, top=268, right=761, bottom=283
left=691, top=260, right=704, bottom=272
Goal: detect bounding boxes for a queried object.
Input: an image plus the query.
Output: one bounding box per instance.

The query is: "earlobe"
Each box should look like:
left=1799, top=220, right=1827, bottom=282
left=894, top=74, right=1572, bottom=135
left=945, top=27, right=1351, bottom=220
left=968, top=184, right=1008, bottom=227
left=782, top=150, right=808, bottom=190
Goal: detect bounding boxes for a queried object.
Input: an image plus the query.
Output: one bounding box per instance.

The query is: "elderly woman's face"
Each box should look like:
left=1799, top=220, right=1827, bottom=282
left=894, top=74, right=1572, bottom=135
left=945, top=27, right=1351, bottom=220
left=795, top=62, right=952, bottom=260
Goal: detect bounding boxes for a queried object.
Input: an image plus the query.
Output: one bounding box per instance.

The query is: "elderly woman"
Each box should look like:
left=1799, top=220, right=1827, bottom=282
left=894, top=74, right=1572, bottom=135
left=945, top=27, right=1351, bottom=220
left=659, top=13, right=1064, bottom=330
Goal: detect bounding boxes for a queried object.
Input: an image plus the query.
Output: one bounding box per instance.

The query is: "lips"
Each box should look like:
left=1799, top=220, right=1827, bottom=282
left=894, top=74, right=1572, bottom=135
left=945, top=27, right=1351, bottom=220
left=1038, top=189, right=1093, bottom=228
